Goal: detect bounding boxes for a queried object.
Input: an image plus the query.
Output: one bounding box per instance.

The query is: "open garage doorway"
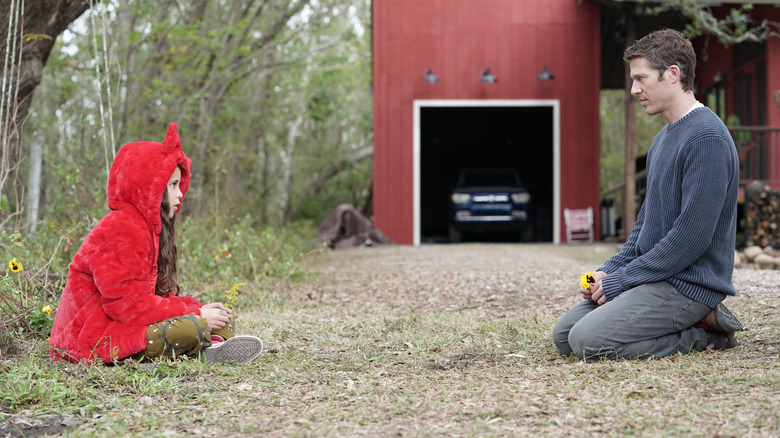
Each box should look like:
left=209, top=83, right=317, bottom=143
left=413, top=100, right=560, bottom=245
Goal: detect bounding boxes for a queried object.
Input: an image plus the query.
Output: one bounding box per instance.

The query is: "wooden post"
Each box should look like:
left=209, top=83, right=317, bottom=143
left=623, top=5, right=637, bottom=237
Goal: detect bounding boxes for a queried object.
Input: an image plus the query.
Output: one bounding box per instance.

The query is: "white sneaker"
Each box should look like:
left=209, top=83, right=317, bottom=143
left=201, top=335, right=263, bottom=364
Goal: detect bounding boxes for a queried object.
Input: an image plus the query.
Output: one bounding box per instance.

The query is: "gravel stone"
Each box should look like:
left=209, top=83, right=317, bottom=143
left=303, top=243, right=779, bottom=324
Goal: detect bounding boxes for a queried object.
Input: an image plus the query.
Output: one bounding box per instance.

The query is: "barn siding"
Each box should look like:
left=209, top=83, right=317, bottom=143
left=373, top=0, right=602, bottom=244
left=767, top=7, right=780, bottom=129
left=765, top=6, right=780, bottom=181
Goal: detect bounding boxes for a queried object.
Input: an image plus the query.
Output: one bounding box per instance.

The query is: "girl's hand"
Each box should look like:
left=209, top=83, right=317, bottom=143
left=200, top=303, right=232, bottom=329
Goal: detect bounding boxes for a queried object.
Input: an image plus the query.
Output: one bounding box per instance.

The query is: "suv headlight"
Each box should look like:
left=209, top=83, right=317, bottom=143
left=451, top=193, right=471, bottom=204
left=511, top=192, right=530, bottom=203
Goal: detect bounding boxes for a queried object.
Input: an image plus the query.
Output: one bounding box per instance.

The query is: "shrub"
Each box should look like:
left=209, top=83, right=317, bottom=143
left=0, top=230, right=65, bottom=352
left=174, top=216, right=320, bottom=304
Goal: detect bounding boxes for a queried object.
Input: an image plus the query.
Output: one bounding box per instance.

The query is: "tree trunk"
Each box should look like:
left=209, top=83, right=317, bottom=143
left=250, top=68, right=274, bottom=225
left=280, top=34, right=314, bottom=221
left=26, top=129, right=42, bottom=232
left=0, top=0, right=91, bottom=204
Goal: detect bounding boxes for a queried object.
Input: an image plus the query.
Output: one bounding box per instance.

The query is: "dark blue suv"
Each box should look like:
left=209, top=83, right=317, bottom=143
left=448, top=168, right=533, bottom=242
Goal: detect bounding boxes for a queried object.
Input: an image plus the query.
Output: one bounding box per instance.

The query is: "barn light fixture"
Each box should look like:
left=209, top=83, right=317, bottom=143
left=481, top=67, right=498, bottom=83
left=538, top=65, right=555, bottom=81
left=422, top=68, right=439, bottom=83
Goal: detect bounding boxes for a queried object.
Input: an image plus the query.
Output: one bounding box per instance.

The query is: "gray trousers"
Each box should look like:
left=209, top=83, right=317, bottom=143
left=552, top=281, right=712, bottom=361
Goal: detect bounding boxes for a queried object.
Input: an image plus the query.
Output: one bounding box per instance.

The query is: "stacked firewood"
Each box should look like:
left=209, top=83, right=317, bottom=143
left=735, top=245, right=779, bottom=269
left=745, top=181, right=780, bottom=248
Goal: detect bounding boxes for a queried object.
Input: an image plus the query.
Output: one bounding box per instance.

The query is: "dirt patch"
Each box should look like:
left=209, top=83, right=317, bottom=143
left=0, top=415, right=79, bottom=437
left=0, top=336, right=25, bottom=359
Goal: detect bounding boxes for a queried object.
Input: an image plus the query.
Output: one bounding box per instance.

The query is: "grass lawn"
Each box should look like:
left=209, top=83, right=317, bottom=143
left=1, top=244, right=778, bottom=437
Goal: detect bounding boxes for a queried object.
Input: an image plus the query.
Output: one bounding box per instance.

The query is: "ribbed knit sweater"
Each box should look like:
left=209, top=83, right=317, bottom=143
left=599, top=107, right=739, bottom=309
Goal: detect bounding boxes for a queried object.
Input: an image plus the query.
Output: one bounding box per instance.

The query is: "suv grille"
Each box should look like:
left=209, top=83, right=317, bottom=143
left=472, top=194, right=509, bottom=203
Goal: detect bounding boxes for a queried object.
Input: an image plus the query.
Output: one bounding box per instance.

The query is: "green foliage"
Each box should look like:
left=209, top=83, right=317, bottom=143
left=599, top=89, right=666, bottom=193
left=0, top=230, right=67, bottom=344
left=642, top=0, right=775, bottom=46
left=0, top=356, right=219, bottom=416
left=177, top=216, right=319, bottom=304
left=26, top=305, right=54, bottom=335
left=726, top=114, right=752, bottom=144
left=0, top=360, right=82, bottom=413
left=296, top=166, right=372, bottom=224
left=0, top=215, right=318, bottom=352
left=17, top=0, right=373, bottom=235
left=23, top=33, right=53, bottom=42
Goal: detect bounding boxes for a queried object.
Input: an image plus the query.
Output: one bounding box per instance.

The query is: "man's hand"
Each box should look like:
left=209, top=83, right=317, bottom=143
left=580, top=270, right=608, bottom=304
left=200, top=302, right=233, bottom=329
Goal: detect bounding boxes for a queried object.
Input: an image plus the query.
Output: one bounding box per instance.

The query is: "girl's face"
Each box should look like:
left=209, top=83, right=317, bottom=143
left=166, top=166, right=183, bottom=219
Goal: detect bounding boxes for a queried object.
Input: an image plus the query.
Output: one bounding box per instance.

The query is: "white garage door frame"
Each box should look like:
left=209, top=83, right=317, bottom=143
left=412, top=99, right=561, bottom=246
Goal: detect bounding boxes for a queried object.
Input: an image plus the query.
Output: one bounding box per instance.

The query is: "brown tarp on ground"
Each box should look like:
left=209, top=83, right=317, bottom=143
left=315, top=204, right=394, bottom=249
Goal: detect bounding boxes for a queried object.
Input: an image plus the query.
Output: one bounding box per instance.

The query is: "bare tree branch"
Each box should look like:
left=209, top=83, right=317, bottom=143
left=649, top=0, right=780, bottom=45
left=303, top=140, right=373, bottom=199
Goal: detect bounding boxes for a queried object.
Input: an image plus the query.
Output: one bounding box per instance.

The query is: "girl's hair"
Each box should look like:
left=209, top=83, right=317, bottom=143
left=155, top=185, right=180, bottom=297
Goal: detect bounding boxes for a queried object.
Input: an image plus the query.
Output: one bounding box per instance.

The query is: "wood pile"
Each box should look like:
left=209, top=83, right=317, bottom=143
left=745, top=181, right=780, bottom=248
left=735, top=245, right=780, bottom=269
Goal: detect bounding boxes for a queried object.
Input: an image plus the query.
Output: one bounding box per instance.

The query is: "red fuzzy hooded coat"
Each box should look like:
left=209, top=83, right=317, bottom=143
left=50, top=123, right=202, bottom=364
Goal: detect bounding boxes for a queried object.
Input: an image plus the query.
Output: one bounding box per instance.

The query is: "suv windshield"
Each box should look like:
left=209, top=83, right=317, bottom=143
left=456, top=169, right=522, bottom=188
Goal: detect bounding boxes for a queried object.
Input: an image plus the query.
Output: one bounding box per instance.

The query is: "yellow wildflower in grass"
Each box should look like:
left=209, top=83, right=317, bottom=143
left=223, top=282, right=246, bottom=309
left=580, top=272, right=595, bottom=289
left=8, top=258, right=23, bottom=273
left=42, top=305, right=52, bottom=316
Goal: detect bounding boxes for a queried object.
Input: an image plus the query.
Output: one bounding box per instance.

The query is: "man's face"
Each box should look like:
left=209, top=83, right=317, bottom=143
left=629, top=57, right=673, bottom=118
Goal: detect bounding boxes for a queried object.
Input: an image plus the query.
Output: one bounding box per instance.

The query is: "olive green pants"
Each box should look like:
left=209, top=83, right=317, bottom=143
left=131, top=313, right=236, bottom=362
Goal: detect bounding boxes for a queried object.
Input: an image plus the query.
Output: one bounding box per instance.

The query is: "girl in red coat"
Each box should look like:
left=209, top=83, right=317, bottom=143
left=50, top=123, right=262, bottom=364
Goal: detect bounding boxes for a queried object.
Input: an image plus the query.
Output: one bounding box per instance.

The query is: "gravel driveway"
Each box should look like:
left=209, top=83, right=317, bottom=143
left=302, top=242, right=777, bottom=349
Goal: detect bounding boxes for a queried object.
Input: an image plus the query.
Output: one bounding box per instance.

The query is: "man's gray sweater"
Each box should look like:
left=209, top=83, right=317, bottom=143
left=600, top=107, right=739, bottom=309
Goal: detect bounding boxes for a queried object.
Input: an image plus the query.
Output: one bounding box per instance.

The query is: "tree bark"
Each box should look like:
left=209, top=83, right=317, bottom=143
left=26, top=129, right=42, bottom=232
left=280, top=46, right=313, bottom=222
left=0, top=0, right=91, bottom=200
left=249, top=66, right=274, bottom=225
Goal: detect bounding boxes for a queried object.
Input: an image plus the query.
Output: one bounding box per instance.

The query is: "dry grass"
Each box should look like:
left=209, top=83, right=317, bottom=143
left=2, top=243, right=778, bottom=437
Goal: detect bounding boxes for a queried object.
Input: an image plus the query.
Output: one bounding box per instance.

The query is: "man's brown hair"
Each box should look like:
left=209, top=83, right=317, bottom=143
left=624, top=29, right=696, bottom=92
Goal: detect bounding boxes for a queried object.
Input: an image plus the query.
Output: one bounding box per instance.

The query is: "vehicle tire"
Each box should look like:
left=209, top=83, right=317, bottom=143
left=449, top=226, right=462, bottom=243
left=519, top=227, right=534, bottom=242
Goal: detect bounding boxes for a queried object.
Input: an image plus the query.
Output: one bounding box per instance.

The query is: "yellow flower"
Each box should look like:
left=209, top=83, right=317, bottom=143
left=223, top=282, right=246, bottom=309
left=580, top=272, right=595, bottom=289
left=42, top=305, right=52, bottom=316
left=8, top=258, right=23, bottom=273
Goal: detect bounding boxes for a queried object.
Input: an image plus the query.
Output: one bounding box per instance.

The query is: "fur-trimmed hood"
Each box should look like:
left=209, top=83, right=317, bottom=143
left=107, top=123, right=192, bottom=234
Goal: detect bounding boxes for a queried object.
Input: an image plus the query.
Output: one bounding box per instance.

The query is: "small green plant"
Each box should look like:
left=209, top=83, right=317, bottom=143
left=1, top=228, right=68, bottom=349
left=27, top=304, right=54, bottom=336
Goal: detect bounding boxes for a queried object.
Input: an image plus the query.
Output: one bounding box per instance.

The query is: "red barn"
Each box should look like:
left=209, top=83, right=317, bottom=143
left=372, top=0, right=780, bottom=245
